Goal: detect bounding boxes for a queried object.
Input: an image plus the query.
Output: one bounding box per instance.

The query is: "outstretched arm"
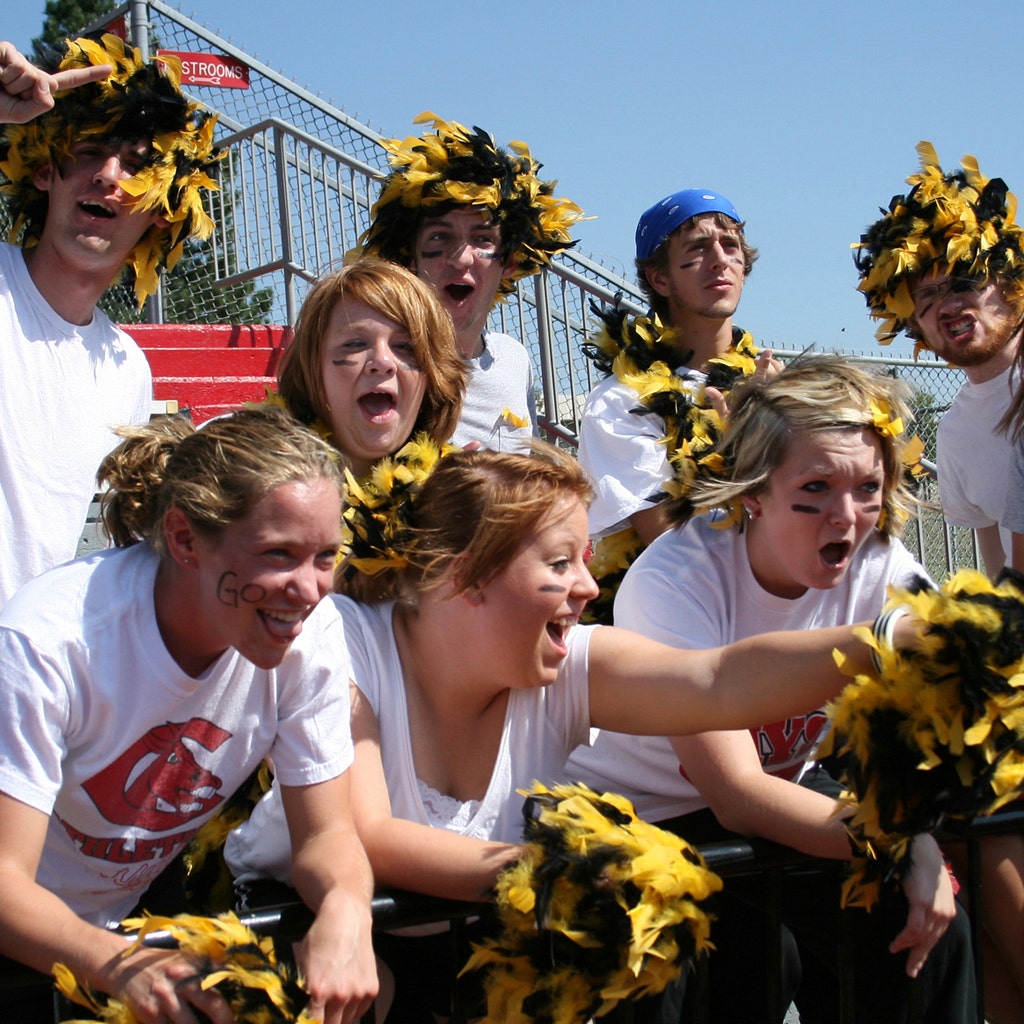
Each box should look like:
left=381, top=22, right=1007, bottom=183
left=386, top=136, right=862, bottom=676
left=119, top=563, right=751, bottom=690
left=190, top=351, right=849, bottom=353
left=668, top=731, right=953, bottom=975
left=0, top=41, right=111, bottom=124
left=671, top=730, right=852, bottom=858
left=587, top=615, right=915, bottom=736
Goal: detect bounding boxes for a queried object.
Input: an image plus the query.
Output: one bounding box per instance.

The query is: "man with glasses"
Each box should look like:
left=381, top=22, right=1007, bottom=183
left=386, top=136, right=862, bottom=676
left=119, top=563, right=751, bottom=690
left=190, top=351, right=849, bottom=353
left=854, top=142, right=1024, bottom=577
left=358, top=113, right=584, bottom=450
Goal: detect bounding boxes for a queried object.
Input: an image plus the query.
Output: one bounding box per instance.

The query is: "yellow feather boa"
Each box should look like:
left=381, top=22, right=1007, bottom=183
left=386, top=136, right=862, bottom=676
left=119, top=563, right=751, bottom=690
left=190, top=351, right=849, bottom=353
left=462, top=782, right=721, bottom=1024
left=824, top=568, right=1024, bottom=908
left=583, top=319, right=762, bottom=624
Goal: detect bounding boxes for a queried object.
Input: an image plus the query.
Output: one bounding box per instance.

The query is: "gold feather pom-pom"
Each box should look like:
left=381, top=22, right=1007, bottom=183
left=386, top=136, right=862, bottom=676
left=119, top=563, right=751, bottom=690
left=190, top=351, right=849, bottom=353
left=461, top=782, right=721, bottom=1024
left=824, top=568, right=1024, bottom=908
left=54, top=912, right=316, bottom=1024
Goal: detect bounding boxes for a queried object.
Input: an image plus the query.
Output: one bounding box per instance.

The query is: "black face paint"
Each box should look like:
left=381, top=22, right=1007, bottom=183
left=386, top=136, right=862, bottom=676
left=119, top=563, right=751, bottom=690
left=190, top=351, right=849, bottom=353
left=216, top=571, right=268, bottom=607
left=791, top=504, right=821, bottom=515
left=419, top=245, right=500, bottom=261
left=539, top=584, right=568, bottom=594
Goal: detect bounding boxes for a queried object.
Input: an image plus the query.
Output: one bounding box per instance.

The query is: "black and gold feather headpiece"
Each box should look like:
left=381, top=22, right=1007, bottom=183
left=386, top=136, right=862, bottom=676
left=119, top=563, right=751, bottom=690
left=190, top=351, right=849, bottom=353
left=359, top=111, right=584, bottom=296
left=337, top=433, right=453, bottom=594
left=0, top=34, right=223, bottom=305
left=853, top=141, right=1024, bottom=348
left=461, top=782, right=721, bottom=1024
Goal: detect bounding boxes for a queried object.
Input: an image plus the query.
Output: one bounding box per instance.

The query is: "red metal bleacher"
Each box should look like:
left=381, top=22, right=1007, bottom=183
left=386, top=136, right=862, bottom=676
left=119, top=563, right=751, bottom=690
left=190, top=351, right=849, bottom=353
left=126, top=324, right=292, bottom=424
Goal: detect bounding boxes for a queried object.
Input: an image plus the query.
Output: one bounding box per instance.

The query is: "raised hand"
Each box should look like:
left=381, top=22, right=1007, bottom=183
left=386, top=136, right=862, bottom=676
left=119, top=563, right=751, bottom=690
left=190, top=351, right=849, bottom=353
left=0, top=41, right=111, bottom=124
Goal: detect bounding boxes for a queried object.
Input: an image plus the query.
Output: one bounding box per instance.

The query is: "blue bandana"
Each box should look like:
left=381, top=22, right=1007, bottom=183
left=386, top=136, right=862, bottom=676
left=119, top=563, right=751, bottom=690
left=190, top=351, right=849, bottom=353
left=635, top=189, right=741, bottom=261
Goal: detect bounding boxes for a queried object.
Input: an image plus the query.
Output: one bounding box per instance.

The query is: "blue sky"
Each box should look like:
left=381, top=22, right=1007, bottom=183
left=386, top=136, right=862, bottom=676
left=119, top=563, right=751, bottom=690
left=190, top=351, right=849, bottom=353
left=7, top=0, right=1024, bottom=356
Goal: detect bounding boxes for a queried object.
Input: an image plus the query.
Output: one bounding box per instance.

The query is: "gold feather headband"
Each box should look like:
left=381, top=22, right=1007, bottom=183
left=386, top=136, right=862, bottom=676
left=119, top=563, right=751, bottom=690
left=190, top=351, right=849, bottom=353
left=665, top=354, right=922, bottom=536
left=360, top=111, right=585, bottom=295
left=853, top=141, right=1024, bottom=347
left=0, top=34, right=223, bottom=305
left=338, top=433, right=453, bottom=588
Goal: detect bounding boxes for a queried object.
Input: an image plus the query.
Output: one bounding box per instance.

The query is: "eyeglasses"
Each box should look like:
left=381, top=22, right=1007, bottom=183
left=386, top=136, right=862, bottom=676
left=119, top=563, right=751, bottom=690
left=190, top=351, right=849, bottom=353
left=910, top=275, right=987, bottom=309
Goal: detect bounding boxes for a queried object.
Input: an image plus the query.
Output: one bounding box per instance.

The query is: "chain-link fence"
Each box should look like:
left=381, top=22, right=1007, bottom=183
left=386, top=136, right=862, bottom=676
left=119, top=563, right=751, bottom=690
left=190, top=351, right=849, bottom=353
left=2, top=0, right=984, bottom=579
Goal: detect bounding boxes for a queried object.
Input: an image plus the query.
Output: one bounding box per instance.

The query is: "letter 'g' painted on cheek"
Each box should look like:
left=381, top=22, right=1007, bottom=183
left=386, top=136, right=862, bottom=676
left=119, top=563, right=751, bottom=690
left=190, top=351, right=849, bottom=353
left=216, top=572, right=269, bottom=607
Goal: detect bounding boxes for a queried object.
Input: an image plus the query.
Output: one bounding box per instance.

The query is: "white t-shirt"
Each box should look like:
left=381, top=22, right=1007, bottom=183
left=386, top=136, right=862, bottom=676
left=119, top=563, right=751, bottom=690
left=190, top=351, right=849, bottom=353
left=0, top=544, right=353, bottom=927
left=451, top=331, right=537, bottom=451
left=1002, top=437, right=1024, bottom=535
left=936, top=364, right=1016, bottom=565
left=227, top=596, right=595, bottom=886
left=578, top=367, right=706, bottom=538
left=0, top=243, right=153, bottom=608
left=566, top=517, right=925, bottom=822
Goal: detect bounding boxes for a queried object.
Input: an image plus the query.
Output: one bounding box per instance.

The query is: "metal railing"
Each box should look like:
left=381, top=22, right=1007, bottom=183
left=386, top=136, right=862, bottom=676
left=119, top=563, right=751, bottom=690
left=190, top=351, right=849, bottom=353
left=20, top=2, right=978, bottom=455
left=114, top=807, right=1024, bottom=1024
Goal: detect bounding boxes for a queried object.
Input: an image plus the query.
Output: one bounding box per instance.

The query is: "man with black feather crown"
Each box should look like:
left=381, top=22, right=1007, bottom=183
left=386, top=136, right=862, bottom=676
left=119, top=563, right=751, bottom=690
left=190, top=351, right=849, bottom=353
left=577, top=187, right=777, bottom=623
left=855, top=140, right=1024, bottom=1023
left=0, top=34, right=221, bottom=609
left=854, top=141, right=1024, bottom=580
left=357, top=111, right=585, bottom=451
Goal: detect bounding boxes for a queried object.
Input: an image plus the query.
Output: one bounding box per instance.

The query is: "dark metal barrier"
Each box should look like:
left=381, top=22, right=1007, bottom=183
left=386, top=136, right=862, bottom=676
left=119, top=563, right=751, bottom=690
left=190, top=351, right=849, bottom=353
left=7, top=808, right=1023, bottom=1021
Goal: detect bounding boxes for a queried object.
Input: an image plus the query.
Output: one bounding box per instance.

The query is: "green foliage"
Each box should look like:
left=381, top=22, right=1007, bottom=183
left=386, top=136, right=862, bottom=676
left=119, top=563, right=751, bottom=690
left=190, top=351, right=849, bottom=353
left=31, top=0, right=117, bottom=52
left=162, top=235, right=275, bottom=325
left=158, top=176, right=276, bottom=325
left=97, top=281, right=144, bottom=325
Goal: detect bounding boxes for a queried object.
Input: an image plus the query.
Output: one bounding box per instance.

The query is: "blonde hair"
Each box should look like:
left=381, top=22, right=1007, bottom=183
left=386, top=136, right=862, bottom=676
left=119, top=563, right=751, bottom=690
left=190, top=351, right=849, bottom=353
left=673, top=354, right=916, bottom=538
left=277, top=258, right=465, bottom=446
left=99, top=405, right=343, bottom=555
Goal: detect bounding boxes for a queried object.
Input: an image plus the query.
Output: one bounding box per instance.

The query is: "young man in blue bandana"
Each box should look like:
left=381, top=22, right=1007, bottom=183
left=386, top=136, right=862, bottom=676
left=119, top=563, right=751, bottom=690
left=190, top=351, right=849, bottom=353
left=577, top=189, right=775, bottom=622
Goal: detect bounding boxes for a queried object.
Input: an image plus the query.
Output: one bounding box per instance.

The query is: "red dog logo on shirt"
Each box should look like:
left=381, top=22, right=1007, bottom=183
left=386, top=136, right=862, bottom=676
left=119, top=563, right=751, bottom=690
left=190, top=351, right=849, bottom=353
left=678, top=711, right=830, bottom=784
left=82, top=719, right=231, bottom=831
